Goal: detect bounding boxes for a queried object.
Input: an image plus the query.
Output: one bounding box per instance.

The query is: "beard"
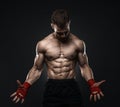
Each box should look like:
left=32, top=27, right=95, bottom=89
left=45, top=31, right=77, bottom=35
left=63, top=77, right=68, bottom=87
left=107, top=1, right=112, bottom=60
left=56, top=33, right=70, bottom=42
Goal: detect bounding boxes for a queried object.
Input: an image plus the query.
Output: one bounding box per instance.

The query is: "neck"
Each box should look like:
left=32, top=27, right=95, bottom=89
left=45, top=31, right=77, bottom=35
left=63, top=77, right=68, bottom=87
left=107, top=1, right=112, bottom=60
left=53, top=32, right=70, bottom=42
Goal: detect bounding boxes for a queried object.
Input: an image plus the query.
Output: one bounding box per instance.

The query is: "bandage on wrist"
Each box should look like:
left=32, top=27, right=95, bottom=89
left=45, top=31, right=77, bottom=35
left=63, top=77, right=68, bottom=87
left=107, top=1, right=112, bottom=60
left=87, top=79, right=95, bottom=87
left=87, top=79, right=101, bottom=93
left=23, top=82, right=31, bottom=89
left=16, top=82, right=31, bottom=98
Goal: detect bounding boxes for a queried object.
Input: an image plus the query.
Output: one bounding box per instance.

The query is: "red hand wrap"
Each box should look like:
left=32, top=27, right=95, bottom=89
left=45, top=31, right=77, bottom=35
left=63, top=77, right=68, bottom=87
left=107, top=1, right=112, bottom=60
left=87, top=79, right=95, bottom=87
left=16, top=82, right=31, bottom=98
left=87, top=79, right=101, bottom=94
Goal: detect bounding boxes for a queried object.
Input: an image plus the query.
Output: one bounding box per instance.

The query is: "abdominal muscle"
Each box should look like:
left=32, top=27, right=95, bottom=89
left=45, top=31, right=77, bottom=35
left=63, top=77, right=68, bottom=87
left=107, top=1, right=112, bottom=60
left=46, top=58, right=76, bottom=79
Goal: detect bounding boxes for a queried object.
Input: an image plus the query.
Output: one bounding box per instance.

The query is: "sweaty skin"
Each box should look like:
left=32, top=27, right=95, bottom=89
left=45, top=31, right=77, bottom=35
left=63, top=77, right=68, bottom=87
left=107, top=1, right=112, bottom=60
left=26, top=32, right=93, bottom=84
left=10, top=22, right=105, bottom=103
left=25, top=23, right=94, bottom=84
left=42, top=33, right=80, bottom=79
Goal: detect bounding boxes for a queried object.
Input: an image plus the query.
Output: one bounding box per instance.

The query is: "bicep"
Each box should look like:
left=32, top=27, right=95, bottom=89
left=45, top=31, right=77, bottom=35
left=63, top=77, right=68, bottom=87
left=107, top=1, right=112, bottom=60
left=77, top=40, right=89, bottom=67
left=33, top=41, right=45, bottom=69
left=78, top=52, right=88, bottom=67
left=34, top=52, right=44, bottom=70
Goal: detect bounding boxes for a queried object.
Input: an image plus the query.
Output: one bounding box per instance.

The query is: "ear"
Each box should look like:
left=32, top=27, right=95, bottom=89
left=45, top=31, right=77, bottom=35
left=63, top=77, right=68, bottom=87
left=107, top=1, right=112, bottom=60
left=51, top=23, right=54, bottom=29
left=68, top=20, right=71, bottom=25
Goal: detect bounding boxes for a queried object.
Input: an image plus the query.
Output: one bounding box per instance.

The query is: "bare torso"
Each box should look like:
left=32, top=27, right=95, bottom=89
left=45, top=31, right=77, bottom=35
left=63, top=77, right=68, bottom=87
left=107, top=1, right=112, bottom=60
left=39, top=33, right=82, bottom=79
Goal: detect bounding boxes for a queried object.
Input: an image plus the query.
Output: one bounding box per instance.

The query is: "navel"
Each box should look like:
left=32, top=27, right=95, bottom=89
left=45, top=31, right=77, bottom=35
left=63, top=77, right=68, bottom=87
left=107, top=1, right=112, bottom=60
left=59, top=53, right=64, bottom=58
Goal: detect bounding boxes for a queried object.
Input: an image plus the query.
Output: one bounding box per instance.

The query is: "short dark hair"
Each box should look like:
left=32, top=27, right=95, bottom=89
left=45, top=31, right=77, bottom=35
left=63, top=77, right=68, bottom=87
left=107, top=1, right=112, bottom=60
left=51, top=9, right=70, bottom=28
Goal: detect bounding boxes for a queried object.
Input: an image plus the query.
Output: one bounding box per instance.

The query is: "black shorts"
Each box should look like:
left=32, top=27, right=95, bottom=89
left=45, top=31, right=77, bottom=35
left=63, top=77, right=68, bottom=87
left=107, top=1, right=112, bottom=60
left=42, top=79, right=84, bottom=107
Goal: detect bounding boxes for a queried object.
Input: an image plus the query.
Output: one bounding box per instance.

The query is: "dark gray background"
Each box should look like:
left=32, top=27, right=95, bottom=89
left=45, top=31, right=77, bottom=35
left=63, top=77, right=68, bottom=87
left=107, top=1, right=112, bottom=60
left=0, top=0, right=119, bottom=107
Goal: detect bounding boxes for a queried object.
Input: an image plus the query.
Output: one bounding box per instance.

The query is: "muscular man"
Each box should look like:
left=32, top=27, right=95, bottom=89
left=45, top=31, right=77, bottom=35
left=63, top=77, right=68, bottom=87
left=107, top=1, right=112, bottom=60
left=10, top=9, right=105, bottom=107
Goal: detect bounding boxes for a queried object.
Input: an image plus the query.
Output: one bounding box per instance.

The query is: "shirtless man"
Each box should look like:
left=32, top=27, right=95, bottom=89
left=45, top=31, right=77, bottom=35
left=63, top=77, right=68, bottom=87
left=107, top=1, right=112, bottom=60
left=10, top=9, right=105, bottom=107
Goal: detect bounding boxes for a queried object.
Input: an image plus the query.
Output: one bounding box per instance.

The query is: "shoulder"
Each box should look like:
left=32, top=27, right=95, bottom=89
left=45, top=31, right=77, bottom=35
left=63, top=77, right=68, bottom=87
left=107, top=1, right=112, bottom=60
left=71, top=33, right=85, bottom=50
left=36, top=33, right=53, bottom=53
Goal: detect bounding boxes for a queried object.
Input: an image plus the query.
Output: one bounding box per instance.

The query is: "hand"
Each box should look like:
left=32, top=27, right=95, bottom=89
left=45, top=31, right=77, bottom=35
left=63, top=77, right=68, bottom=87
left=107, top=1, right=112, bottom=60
left=89, top=80, right=106, bottom=102
left=10, top=80, right=31, bottom=104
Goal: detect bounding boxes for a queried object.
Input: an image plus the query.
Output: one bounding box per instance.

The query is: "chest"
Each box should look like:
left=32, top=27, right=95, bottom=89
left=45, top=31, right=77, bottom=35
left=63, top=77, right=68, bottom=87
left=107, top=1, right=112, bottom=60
left=45, top=41, right=78, bottom=60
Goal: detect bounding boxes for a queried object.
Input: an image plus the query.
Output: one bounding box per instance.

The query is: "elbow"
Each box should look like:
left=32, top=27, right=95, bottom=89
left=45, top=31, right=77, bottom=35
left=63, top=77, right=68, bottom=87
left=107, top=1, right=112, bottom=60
left=34, top=69, right=43, bottom=79
left=80, top=64, right=90, bottom=75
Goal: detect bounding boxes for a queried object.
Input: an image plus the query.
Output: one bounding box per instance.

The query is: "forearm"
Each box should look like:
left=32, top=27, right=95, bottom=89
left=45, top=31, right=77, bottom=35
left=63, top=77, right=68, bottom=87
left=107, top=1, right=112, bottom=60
left=80, top=64, right=94, bottom=81
left=25, top=66, right=43, bottom=85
